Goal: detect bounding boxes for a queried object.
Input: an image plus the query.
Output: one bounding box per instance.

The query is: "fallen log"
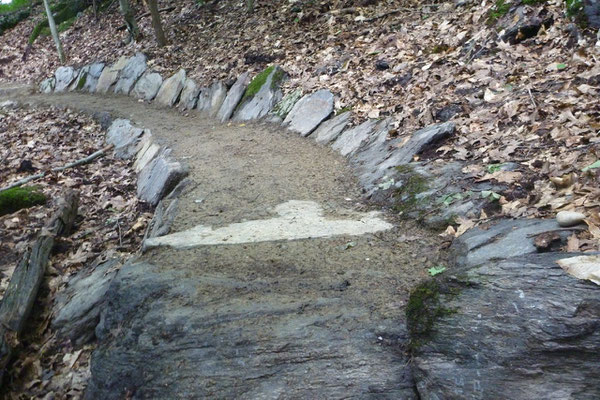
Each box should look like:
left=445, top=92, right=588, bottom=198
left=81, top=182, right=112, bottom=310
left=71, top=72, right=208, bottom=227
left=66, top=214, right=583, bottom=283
left=0, top=190, right=79, bottom=385
left=0, top=144, right=113, bottom=194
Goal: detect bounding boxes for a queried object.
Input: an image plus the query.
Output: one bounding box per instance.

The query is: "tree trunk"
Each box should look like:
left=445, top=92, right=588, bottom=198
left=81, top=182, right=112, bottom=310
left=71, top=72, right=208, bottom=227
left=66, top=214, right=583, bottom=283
left=119, top=0, right=140, bottom=41
left=147, top=0, right=166, bottom=46
left=42, top=0, right=66, bottom=63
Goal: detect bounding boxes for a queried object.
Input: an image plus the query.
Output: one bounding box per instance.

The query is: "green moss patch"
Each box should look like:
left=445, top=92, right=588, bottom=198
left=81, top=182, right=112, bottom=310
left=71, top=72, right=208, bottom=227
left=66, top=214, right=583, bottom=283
left=244, top=66, right=275, bottom=100
left=392, top=165, right=431, bottom=216
left=406, top=279, right=459, bottom=350
left=0, top=186, right=47, bottom=216
left=487, top=0, right=511, bottom=24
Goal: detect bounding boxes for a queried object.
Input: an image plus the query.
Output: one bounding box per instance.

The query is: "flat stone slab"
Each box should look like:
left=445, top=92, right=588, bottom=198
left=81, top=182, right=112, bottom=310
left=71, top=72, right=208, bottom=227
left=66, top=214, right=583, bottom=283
left=133, top=133, right=161, bottom=173
left=196, top=81, right=227, bottom=117
left=54, top=66, right=77, bottom=92
left=233, top=66, right=286, bottom=121
left=106, top=119, right=146, bottom=159
left=144, top=200, right=392, bottom=249
left=269, top=88, right=302, bottom=120
left=217, top=72, right=250, bottom=122
left=39, top=77, right=55, bottom=93
left=155, top=69, right=186, bottom=107
left=132, top=72, right=163, bottom=101
left=283, top=89, right=334, bottom=136
left=312, top=111, right=351, bottom=145
left=137, top=152, right=187, bottom=206
left=331, top=119, right=379, bottom=157
left=452, top=218, right=577, bottom=267
left=81, top=62, right=105, bottom=92
left=409, top=252, right=600, bottom=399
left=52, top=257, right=121, bottom=346
left=178, top=78, right=201, bottom=110
left=96, top=56, right=128, bottom=94
left=114, top=53, right=147, bottom=95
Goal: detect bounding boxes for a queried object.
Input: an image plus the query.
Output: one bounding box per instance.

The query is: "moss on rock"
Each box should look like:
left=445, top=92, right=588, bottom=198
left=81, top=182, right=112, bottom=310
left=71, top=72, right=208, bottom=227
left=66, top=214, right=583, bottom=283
left=0, top=186, right=47, bottom=216
left=392, top=165, right=431, bottom=216
left=244, top=66, right=275, bottom=100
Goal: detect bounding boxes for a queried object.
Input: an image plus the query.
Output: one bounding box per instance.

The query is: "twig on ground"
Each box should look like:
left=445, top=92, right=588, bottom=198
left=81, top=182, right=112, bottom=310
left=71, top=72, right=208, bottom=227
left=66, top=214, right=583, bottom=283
left=0, top=144, right=114, bottom=193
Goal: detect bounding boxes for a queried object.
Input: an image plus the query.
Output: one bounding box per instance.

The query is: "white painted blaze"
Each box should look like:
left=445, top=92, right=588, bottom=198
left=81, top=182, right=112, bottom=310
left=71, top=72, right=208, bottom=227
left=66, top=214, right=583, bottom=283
left=144, top=200, right=393, bottom=249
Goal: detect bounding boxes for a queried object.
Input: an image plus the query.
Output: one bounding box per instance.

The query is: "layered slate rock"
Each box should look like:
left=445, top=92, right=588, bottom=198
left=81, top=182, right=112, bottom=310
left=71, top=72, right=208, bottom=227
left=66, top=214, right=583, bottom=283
left=106, top=119, right=146, bottom=159
left=268, top=88, right=302, bottom=123
left=155, top=69, right=186, bottom=107
left=178, top=78, right=201, bottom=110
left=409, top=243, right=600, bottom=398
left=39, top=77, right=55, bottom=94
left=54, top=66, right=77, bottom=92
left=283, top=89, right=334, bottom=136
left=132, top=72, right=163, bottom=101
left=196, top=81, right=227, bottom=117
left=52, top=257, right=122, bottom=346
left=353, top=122, right=455, bottom=191
left=312, top=111, right=351, bottom=145
left=217, top=72, right=250, bottom=122
left=81, top=62, right=105, bottom=92
left=133, top=132, right=161, bottom=173
left=137, top=151, right=187, bottom=206
left=114, top=53, right=147, bottom=95
left=233, top=66, right=286, bottom=121
left=331, top=119, right=379, bottom=157
left=452, top=218, right=575, bottom=266
left=96, top=56, right=128, bottom=94
left=86, top=259, right=418, bottom=399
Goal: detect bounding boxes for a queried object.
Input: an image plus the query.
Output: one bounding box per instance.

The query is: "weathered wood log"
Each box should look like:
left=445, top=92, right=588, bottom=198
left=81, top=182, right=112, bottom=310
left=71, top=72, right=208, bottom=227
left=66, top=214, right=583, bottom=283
left=0, top=190, right=79, bottom=385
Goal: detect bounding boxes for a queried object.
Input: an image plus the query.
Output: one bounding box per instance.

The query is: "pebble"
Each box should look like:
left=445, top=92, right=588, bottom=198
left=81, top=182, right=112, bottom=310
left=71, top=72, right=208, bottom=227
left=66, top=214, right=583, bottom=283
left=556, top=211, right=586, bottom=227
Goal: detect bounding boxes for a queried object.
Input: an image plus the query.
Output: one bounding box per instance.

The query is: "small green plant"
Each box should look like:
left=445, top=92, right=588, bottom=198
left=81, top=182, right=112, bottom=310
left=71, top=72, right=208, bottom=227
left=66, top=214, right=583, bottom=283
left=565, top=0, right=583, bottom=18
left=521, top=0, right=546, bottom=5
left=428, top=265, right=446, bottom=276
left=336, top=106, right=351, bottom=115
left=582, top=160, right=600, bottom=172
left=481, top=190, right=501, bottom=201
left=487, top=163, right=503, bottom=173
left=487, top=0, right=511, bottom=24
left=0, top=186, right=47, bottom=216
left=431, top=44, right=449, bottom=54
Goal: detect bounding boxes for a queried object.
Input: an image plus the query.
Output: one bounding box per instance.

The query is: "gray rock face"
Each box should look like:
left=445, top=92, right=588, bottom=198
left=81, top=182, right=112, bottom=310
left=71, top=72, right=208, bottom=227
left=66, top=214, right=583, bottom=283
left=68, top=65, right=90, bottom=92
left=584, top=0, right=600, bottom=28
left=39, top=77, right=55, bottom=94
left=52, top=257, right=121, bottom=346
left=155, top=69, right=186, bottom=107
left=106, top=119, right=146, bottom=159
left=233, top=66, right=286, bottom=121
left=54, top=66, right=77, bottom=92
left=452, top=218, right=576, bottom=267
left=132, top=72, right=163, bottom=101
left=409, top=250, right=600, bottom=399
left=283, top=89, right=334, bottom=136
left=312, top=111, right=351, bottom=145
left=114, top=53, right=147, bottom=95
left=96, top=56, right=129, bottom=94
left=137, top=152, right=188, bottom=206
left=217, top=72, right=250, bottom=122
left=81, top=62, right=105, bottom=92
left=269, top=88, right=302, bottom=120
left=331, top=119, right=378, bottom=157
left=133, top=132, right=161, bottom=173
left=196, top=81, right=227, bottom=117
left=86, top=259, right=417, bottom=399
left=353, top=122, right=455, bottom=191
left=178, top=78, right=201, bottom=110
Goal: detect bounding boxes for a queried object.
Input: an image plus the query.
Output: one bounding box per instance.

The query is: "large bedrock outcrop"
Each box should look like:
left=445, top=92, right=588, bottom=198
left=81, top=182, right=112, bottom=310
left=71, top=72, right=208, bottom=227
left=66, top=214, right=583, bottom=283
left=407, top=220, right=600, bottom=400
